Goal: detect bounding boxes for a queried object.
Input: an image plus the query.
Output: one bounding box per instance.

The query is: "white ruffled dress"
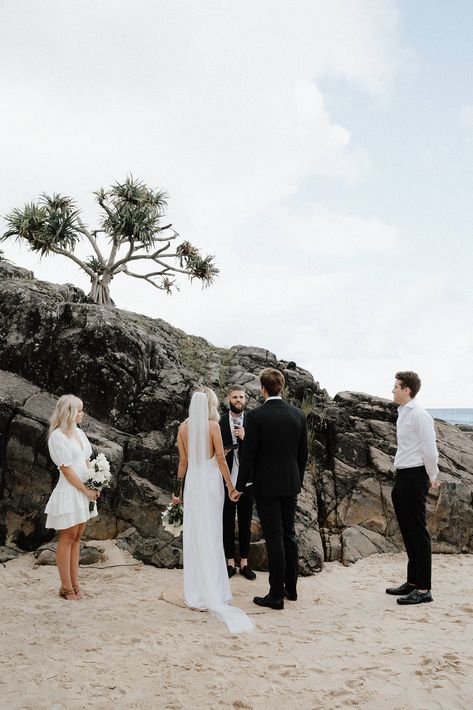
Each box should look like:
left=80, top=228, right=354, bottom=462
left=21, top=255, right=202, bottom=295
left=45, top=427, right=98, bottom=530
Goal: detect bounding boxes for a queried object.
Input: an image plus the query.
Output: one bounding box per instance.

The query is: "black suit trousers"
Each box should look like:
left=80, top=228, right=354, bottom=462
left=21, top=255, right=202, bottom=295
left=223, top=486, right=254, bottom=559
left=391, top=466, right=431, bottom=589
left=256, top=494, right=298, bottom=599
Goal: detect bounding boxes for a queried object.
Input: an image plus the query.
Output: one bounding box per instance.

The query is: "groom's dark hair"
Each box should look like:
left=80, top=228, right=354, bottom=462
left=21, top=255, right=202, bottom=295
left=260, top=368, right=285, bottom=396
left=395, top=371, right=421, bottom=398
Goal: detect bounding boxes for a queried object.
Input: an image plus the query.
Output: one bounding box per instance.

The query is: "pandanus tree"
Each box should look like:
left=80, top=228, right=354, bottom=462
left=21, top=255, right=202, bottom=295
left=1, top=176, right=218, bottom=305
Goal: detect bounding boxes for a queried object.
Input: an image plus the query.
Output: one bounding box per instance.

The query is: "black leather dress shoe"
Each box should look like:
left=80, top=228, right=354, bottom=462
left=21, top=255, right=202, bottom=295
left=397, top=589, right=433, bottom=605
left=385, top=582, right=416, bottom=596
left=283, top=587, right=297, bottom=601
left=253, top=594, right=284, bottom=610
left=240, top=565, right=256, bottom=580
left=227, top=565, right=237, bottom=578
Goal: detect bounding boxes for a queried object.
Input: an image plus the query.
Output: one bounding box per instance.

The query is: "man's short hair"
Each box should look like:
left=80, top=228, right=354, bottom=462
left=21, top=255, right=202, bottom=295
left=395, top=371, right=421, bottom=398
left=227, top=384, right=246, bottom=396
left=260, top=368, right=285, bottom=396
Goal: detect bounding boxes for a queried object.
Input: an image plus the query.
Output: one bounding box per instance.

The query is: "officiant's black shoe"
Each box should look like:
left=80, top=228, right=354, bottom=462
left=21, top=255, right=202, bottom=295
left=397, top=589, right=433, bottom=605
left=385, top=582, right=416, bottom=596
left=253, top=594, right=284, bottom=610
left=283, top=587, right=297, bottom=601
left=240, top=565, right=256, bottom=580
left=227, top=565, right=237, bottom=578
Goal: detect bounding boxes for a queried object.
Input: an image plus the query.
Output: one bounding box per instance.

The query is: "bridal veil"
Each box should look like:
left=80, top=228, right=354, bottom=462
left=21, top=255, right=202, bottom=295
left=184, top=391, right=254, bottom=634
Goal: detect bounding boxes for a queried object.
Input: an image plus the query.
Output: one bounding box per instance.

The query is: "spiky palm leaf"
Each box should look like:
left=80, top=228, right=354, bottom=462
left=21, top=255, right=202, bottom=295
left=2, top=195, right=81, bottom=255
left=84, top=256, right=104, bottom=275
left=186, top=253, right=219, bottom=286
left=98, top=176, right=169, bottom=248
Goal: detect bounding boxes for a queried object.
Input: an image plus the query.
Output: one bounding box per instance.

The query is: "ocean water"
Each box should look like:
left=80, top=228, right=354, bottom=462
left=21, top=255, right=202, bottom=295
left=427, top=409, right=473, bottom=425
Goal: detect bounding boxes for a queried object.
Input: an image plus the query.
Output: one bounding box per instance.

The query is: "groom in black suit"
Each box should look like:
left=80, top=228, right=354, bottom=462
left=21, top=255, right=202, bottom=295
left=232, top=368, right=308, bottom=610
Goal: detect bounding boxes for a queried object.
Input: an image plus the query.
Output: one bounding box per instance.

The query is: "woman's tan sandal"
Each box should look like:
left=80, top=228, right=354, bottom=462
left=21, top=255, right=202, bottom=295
left=72, top=585, right=83, bottom=599
left=59, top=587, right=77, bottom=600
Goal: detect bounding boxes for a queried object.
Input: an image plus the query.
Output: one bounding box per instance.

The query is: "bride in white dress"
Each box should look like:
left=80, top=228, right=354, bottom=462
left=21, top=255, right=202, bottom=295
left=175, top=387, right=254, bottom=634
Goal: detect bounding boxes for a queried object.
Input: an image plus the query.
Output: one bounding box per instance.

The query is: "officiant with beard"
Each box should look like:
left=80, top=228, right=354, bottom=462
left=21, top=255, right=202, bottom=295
left=220, top=385, right=256, bottom=581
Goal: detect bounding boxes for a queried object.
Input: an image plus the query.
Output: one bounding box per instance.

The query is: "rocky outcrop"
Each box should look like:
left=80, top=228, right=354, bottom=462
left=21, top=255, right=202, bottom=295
left=1, top=260, right=472, bottom=571
left=316, top=392, right=473, bottom=563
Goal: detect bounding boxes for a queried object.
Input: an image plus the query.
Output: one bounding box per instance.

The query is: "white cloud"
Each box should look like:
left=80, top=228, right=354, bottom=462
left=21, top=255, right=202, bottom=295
left=9, top=2, right=469, bottom=407
left=0, top=0, right=403, bottom=225
left=268, top=204, right=399, bottom=258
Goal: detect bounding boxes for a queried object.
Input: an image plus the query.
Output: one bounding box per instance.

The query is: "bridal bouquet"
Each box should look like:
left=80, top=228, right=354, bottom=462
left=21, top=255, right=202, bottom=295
left=85, top=453, right=112, bottom=512
left=162, top=502, right=183, bottom=537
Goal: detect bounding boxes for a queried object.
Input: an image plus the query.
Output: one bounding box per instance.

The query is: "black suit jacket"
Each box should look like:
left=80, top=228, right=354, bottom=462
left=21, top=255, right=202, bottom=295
left=220, top=410, right=247, bottom=476
left=236, top=399, right=308, bottom=498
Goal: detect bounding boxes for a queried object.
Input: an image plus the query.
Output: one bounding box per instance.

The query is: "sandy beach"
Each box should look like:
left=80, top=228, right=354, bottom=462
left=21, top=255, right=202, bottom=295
left=1, top=542, right=472, bottom=710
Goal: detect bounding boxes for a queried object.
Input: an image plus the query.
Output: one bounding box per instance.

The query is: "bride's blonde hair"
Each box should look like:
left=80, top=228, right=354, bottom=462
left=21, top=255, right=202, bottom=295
left=196, top=386, right=220, bottom=422
left=49, top=394, right=82, bottom=436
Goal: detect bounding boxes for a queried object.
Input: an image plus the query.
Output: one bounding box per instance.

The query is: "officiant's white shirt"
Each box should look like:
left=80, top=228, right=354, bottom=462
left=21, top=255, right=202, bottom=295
left=394, top=399, right=439, bottom=481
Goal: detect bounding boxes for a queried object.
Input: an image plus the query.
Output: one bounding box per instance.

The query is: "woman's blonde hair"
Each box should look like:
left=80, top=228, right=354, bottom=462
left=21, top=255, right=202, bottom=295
left=49, top=394, right=83, bottom=436
left=196, top=386, right=220, bottom=422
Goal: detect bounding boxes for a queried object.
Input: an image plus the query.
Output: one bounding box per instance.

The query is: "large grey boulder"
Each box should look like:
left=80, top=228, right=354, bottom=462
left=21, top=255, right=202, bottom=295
left=1, top=261, right=472, bottom=571
left=316, top=392, right=473, bottom=561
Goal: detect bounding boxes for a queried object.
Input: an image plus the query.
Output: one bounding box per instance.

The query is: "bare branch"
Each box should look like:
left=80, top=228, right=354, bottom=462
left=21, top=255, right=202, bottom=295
left=49, top=245, right=97, bottom=279
left=107, top=242, right=120, bottom=269
left=77, top=219, right=106, bottom=266
left=111, top=241, right=173, bottom=272
left=97, top=196, right=114, bottom=221
left=110, top=238, right=138, bottom=272
left=151, top=258, right=191, bottom=275
left=122, top=266, right=173, bottom=291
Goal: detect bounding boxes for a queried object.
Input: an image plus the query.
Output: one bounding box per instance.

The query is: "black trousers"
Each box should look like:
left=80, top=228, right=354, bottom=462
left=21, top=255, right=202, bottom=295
left=391, top=466, right=432, bottom=589
left=223, top=485, right=254, bottom=560
left=256, top=494, right=298, bottom=599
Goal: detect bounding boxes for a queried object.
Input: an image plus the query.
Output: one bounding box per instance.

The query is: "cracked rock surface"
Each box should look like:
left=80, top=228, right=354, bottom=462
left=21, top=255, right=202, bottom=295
left=1, top=261, right=472, bottom=571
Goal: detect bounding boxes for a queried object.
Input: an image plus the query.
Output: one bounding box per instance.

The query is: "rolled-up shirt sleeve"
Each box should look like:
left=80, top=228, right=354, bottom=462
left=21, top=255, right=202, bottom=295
left=414, top=410, right=439, bottom=481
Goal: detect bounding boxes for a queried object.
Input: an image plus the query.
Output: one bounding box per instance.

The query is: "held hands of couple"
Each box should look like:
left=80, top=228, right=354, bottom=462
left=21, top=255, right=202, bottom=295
left=229, top=487, right=241, bottom=502
left=429, top=479, right=441, bottom=489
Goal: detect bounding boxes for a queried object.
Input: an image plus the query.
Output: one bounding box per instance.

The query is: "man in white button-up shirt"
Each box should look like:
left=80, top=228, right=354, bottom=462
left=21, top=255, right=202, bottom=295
left=387, top=371, right=441, bottom=606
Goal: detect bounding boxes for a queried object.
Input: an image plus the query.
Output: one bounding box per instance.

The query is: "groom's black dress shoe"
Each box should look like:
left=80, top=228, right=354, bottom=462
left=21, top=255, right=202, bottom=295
left=227, top=565, right=237, bottom=578
left=397, top=589, right=433, bottom=605
left=283, top=587, right=297, bottom=601
left=253, top=594, right=284, bottom=610
left=240, top=565, right=256, bottom=580
left=385, top=582, right=416, bottom=596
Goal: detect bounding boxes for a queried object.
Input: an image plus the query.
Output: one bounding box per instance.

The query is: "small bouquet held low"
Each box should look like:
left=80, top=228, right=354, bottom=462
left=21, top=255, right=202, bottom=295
left=85, top=452, right=112, bottom=512
left=162, top=502, right=183, bottom=537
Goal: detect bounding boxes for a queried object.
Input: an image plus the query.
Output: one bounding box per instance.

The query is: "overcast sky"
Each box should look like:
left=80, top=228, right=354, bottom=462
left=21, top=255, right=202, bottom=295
left=1, top=1, right=472, bottom=407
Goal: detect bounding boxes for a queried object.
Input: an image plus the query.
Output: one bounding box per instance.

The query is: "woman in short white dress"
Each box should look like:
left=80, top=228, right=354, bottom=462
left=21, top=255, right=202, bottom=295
left=45, top=395, right=99, bottom=601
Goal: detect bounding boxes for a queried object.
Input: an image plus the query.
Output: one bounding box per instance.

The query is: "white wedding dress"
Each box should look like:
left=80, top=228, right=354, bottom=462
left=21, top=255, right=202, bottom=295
left=183, top=393, right=254, bottom=634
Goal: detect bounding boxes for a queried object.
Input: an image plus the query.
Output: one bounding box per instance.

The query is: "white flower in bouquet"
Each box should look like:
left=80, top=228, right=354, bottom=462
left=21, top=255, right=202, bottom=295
left=161, top=502, right=183, bottom=537
left=85, top=453, right=112, bottom=511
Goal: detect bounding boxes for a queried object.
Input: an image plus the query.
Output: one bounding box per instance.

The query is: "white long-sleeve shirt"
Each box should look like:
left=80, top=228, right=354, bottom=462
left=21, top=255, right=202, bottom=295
left=394, top=399, right=439, bottom=481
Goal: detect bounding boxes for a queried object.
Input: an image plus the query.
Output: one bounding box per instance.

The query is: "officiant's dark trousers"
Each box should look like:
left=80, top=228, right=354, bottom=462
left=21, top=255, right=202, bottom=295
left=391, top=466, right=431, bottom=589
left=223, top=486, right=253, bottom=559
left=256, top=495, right=298, bottom=599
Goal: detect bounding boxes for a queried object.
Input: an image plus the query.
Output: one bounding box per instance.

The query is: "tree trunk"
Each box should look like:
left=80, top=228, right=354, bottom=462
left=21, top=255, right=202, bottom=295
left=89, top=274, right=113, bottom=305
